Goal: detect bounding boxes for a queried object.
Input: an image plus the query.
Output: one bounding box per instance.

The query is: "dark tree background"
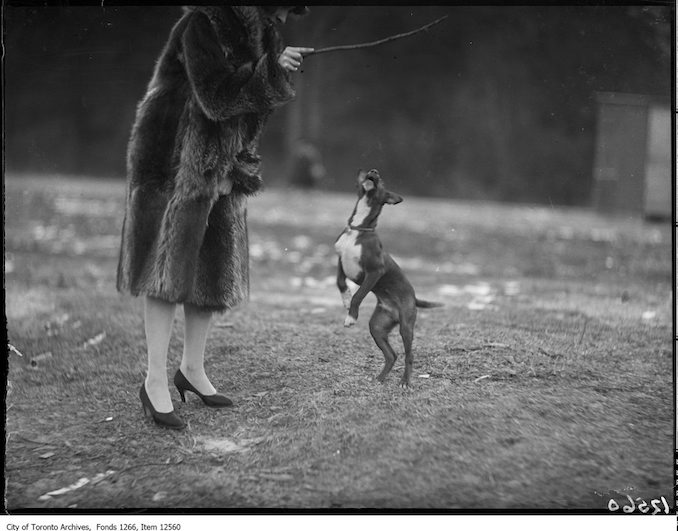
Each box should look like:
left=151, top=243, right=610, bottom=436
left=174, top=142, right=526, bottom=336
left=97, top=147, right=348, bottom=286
left=4, top=4, right=671, bottom=205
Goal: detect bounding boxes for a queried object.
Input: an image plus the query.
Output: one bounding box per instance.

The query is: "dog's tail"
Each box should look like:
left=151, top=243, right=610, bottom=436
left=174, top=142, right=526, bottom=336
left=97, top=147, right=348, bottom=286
left=415, top=298, right=444, bottom=309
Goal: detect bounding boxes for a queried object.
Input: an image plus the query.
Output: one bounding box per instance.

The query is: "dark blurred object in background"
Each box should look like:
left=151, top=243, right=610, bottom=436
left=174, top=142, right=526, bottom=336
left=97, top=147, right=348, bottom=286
left=287, top=139, right=327, bottom=190
left=4, top=5, right=671, bottom=207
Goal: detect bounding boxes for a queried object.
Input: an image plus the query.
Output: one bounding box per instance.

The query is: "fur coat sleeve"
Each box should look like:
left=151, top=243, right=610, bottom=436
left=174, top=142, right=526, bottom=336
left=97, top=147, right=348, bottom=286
left=182, top=11, right=295, bottom=121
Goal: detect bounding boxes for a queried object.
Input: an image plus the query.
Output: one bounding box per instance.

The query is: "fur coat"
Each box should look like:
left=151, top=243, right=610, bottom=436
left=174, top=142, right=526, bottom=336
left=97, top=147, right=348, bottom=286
left=117, top=6, right=295, bottom=312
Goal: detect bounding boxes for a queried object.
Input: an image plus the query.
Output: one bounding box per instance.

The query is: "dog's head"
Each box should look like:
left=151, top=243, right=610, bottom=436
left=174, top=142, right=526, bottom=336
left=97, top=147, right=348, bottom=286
left=356, top=169, right=403, bottom=206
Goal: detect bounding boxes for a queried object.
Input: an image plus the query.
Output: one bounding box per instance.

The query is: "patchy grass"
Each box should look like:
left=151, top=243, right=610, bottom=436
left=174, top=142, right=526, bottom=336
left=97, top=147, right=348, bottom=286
left=4, top=174, right=673, bottom=510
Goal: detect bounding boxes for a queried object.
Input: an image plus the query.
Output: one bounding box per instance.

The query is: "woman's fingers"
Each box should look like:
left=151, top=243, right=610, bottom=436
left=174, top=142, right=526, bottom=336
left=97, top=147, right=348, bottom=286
left=284, top=50, right=303, bottom=63
left=287, top=47, right=315, bottom=58
left=293, top=47, right=315, bottom=56
left=279, top=47, right=315, bottom=72
left=279, top=58, right=299, bottom=71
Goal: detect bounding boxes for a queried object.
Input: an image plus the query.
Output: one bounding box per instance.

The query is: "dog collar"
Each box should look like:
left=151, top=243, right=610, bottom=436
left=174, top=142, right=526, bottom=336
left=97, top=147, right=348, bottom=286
left=348, top=224, right=375, bottom=232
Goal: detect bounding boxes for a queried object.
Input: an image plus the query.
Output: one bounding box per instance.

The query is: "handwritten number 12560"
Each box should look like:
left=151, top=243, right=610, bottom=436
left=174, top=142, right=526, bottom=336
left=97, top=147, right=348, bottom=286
left=608, top=495, right=669, bottom=514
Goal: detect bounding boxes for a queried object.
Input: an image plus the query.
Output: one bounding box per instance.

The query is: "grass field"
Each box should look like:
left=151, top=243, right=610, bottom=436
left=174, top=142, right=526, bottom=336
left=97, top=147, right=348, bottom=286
left=4, top=174, right=674, bottom=510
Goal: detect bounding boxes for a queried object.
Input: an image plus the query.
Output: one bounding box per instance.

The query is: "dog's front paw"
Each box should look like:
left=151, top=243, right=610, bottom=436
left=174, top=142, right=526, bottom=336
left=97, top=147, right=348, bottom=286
left=341, top=291, right=352, bottom=310
left=344, top=315, right=357, bottom=327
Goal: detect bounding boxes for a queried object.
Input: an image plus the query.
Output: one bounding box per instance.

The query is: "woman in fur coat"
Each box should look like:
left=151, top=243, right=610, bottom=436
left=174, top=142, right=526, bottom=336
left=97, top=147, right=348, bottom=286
left=117, top=5, right=312, bottom=429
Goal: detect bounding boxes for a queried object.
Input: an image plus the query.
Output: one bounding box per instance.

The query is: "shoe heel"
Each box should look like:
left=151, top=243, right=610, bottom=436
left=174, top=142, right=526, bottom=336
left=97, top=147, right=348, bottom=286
left=173, top=369, right=233, bottom=409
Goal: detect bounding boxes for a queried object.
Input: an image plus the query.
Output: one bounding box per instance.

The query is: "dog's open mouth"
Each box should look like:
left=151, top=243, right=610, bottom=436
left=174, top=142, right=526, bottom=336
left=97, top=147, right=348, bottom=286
left=362, top=170, right=380, bottom=191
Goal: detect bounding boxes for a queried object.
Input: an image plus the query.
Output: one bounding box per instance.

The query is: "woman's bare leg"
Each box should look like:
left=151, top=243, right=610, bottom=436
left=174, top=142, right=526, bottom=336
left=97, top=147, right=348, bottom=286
left=143, top=296, right=177, bottom=413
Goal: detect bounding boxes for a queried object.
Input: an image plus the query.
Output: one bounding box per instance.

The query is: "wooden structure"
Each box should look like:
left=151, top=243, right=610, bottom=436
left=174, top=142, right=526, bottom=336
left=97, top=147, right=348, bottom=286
left=591, top=92, right=671, bottom=219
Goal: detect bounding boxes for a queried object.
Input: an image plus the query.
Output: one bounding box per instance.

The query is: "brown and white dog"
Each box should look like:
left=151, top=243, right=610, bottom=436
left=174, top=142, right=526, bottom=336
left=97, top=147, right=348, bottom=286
left=335, top=169, right=442, bottom=387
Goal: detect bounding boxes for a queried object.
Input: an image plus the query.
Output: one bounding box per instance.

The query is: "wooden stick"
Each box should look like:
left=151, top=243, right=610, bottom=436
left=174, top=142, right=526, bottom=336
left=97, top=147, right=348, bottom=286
left=304, top=15, right=448, bottom=57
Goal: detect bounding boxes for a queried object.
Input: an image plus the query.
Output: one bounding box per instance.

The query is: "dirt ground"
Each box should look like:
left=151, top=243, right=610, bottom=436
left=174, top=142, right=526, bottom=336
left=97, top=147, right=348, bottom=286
left=4, top=175, right=674, bottom=510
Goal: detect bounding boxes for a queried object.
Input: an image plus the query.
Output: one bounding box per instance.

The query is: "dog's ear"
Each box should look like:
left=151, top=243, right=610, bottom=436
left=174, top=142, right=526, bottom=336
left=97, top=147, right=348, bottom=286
left=356, top=169, right=368, bottom=182
left=385, top=192, right=403, bottom=205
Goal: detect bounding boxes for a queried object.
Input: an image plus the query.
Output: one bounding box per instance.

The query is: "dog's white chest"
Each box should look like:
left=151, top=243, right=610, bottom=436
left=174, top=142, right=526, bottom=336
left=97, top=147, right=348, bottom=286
left=335, top=230, right=363, bottom=281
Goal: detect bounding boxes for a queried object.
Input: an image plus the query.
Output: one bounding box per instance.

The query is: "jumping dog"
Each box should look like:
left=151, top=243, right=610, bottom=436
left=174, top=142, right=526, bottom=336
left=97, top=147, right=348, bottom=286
left=334, top=169, right=442, bottom=388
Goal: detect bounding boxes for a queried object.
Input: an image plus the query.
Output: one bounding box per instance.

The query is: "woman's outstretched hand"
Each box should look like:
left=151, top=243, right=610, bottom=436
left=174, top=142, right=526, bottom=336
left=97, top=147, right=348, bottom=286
left=278, top=47, right=314, bottom=72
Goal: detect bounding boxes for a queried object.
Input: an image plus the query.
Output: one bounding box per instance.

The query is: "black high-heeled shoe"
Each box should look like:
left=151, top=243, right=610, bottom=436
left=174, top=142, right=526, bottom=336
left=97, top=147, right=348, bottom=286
left=173, top=369, right=233, bottom=408
left=139, top=384, right=186, bottom=430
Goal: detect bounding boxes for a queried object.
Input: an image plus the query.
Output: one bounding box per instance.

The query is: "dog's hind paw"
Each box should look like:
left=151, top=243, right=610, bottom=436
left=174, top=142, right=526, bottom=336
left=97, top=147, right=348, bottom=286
left=344, top=315, right=357, bottom=327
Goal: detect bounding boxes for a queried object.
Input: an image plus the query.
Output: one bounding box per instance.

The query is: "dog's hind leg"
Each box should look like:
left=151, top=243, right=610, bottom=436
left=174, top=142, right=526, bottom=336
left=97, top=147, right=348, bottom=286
left=369, top=304, right=399, bottom=383
left=398, top=307, right=416, bottom=388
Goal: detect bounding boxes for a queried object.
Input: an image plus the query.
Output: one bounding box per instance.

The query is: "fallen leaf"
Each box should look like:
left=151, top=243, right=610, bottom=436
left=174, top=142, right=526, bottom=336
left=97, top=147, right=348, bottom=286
left=474, top=375, right=491, bottom=383
left=418, top=374, right=430, bottom=379
left=152, top=491, right=168, bottom=502
left=40, top=477, right=90, bottom=500
left=90, top=470, right=115, bottom=485
left=9, top=344, right=23, bottom=357
left=39, top=452, right=55, bottom=459
left=83, top=332, right=106, bottom=348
